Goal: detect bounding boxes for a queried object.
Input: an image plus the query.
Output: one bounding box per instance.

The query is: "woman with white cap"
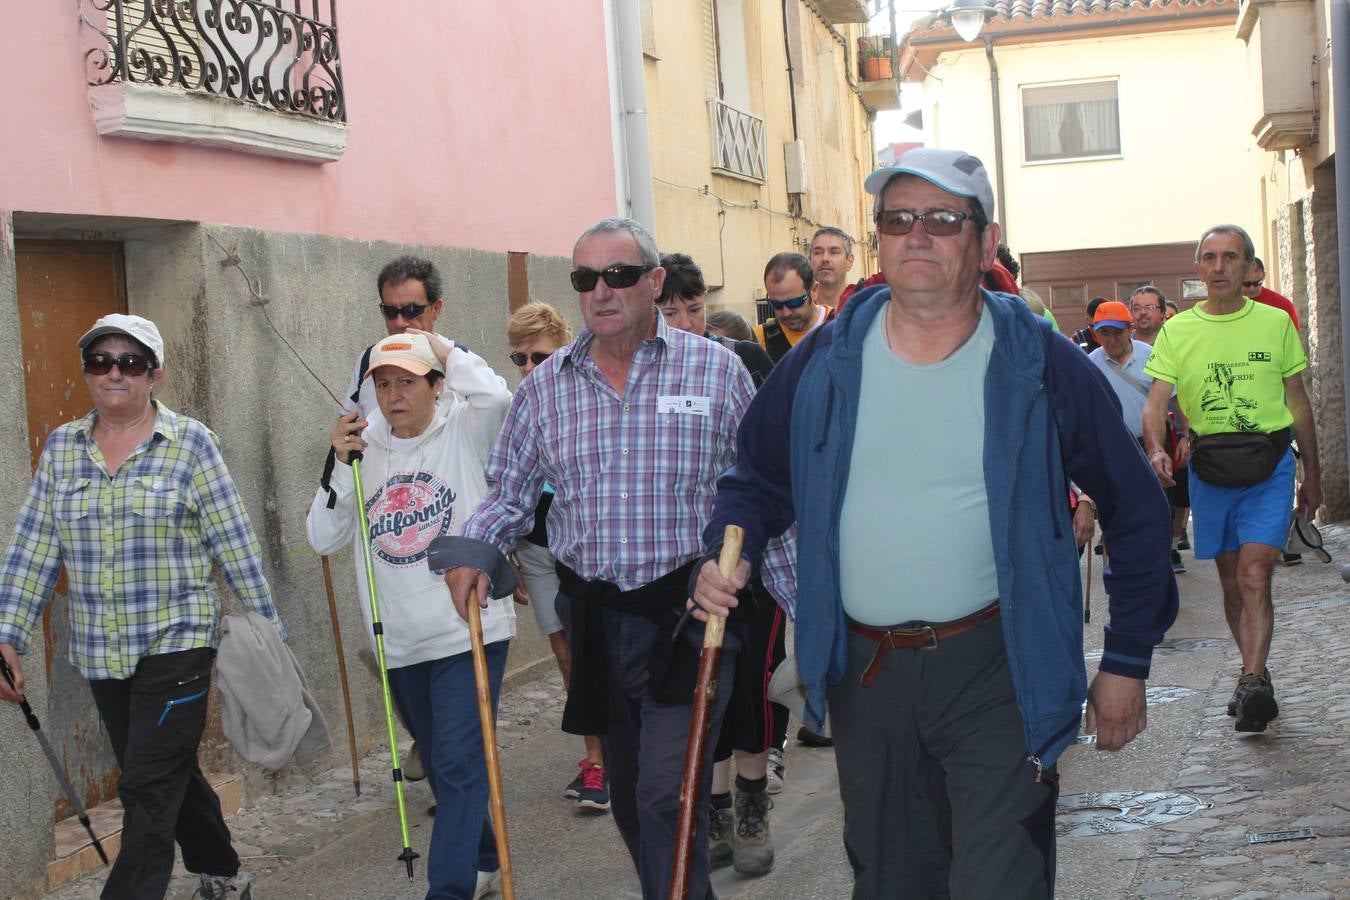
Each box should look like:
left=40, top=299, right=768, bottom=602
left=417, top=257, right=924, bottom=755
left=306, top=328, right=513, bottom=900
left=0, top=313, right=284, bottom=900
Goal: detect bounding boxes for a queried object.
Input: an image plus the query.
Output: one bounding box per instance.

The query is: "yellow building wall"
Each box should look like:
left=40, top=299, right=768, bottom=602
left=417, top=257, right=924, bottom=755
left=916, top=26, right=1263, bottom=258
left=644, top=1, right=878, bottom=321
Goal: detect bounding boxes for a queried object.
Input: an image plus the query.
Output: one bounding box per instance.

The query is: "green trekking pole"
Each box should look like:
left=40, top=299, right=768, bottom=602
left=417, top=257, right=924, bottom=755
left=350, top=451, right=420, bottom=879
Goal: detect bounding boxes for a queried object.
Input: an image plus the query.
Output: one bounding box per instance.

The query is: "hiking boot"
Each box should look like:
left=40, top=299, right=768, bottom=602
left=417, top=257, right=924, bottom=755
left=796, top=725, right=833, bottom=747
left=1176, top=529, right=1190, bottom=551
left=404, top=741, right=425, bottom=781
left=1228, top=669, right=1275, bottom=716
left=709, top=799, right=734, bottom=870
left=733, top=784, right=774, bottom=876
left=766, top=747, right=785, bottom=795
left=1233, top=671, right=1279, bottom=732
left=194, top=871, right=252, bottom=900
left=1171, top=550, right=1186, bottom=574
left=575, top=761, right=610, bottom=811
left=474, top=869, right=501, bottom=899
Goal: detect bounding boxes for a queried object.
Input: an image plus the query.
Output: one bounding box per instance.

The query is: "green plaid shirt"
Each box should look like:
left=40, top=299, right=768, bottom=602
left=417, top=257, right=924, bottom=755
left=0, top=404, right=282, bottom=680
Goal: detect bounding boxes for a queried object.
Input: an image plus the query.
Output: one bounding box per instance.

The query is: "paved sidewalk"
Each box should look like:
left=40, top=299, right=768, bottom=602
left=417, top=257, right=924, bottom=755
left=41, top=525, right=1350, bottom=899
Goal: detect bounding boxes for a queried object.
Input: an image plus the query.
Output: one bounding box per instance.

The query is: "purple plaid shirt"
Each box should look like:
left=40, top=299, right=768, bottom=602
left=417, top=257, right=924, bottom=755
left=463, top=313, right=754, bottom=590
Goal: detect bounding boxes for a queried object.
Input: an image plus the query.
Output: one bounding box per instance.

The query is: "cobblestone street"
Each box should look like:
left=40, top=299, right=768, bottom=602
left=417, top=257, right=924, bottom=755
left=41, top=526, right=1350, bottom=900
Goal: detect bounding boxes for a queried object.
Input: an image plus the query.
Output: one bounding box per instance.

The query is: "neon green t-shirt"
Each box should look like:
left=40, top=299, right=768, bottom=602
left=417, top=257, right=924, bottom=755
left=1144, top=299, right=1306, bottom=436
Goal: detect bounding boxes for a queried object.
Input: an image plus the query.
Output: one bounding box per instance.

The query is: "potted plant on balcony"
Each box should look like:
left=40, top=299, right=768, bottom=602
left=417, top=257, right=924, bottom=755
left=861, top=39, right=893, bottom=81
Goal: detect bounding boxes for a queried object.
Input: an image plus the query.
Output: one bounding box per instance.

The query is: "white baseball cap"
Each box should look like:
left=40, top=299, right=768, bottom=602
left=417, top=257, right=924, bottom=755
left=77, top=314, right=165, bottom=368
left=363, top=332, right=444, bottom=380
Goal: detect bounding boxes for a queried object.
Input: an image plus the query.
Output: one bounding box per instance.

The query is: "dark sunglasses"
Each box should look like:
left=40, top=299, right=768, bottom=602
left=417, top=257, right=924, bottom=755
left=379, top=301, right=431, bottom=321
left=768, top=293, right=810, bottom=311
left=875, top=208, right=972, bottom=237
left=569, top=264, right=654, bottom=292
left=83, top=351, right=152, bottom=377
left=1241, top=279, right=1263, bottom=288
left=509, top=350, right=553, bottom=367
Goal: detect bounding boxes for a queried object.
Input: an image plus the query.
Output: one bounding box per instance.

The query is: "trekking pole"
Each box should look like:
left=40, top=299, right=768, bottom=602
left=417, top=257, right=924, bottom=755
left=321, top=555, right=362, bottom=797
left=349, top=452, right=419, bottom=879
left=670, top=525, right=744, bottom=900
left=468, top=582, right=515, bottom=900
left=0, top=653, right=109, bottom=865
left=1084, top=522, right=1095, bottom=624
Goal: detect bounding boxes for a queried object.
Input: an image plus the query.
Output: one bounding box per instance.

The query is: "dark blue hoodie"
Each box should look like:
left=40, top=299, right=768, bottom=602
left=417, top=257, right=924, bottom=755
left=704, top=285, right=1178, bottom=769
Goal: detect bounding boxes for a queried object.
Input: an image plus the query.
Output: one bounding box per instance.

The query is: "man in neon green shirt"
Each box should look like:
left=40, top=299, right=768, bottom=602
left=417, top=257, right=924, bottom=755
left=1142, top=224, right=1321, bottom=733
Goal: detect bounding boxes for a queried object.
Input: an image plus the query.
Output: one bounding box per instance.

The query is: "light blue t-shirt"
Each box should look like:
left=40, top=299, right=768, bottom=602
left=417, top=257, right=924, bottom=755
left=839, top=309, right=1000, bottom=626
left=1087, top=340, right=1153, bottom=438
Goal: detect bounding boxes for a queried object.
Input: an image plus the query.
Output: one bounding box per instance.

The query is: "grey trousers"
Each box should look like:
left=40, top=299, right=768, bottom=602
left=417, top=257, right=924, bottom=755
left=827, top=617, right=1058, bottom=899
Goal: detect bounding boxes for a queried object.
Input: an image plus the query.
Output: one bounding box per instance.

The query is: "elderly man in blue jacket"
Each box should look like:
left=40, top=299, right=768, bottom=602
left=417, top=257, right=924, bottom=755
left=691, top=147, right=1177, bottom=898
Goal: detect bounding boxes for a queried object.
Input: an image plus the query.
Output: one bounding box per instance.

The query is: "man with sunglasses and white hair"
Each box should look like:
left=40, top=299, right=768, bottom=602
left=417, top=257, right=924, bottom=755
left=435, top=217, right=755, bottom=899
left=691, top=147, right=1178, bottom=897
left=754, top=252, right=835, bottom=363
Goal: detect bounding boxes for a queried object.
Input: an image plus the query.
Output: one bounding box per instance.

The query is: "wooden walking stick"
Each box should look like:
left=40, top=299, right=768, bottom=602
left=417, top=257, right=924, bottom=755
left=670, top=525, right=744, bottom=900
left=321, top=555, right=362, bottom=797
left=468, top=582, right=514, bottom=900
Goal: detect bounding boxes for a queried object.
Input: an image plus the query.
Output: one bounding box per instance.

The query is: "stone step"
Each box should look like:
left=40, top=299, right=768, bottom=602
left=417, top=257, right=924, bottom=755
left=45, top=773, right=241, bottom=892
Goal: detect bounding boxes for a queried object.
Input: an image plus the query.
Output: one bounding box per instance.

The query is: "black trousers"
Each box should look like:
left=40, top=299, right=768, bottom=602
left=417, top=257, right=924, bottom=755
left=88, top=647, right=239, bottom=900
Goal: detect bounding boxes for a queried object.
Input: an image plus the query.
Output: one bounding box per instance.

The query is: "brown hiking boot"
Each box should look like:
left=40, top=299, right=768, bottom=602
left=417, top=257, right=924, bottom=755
left=1233, top=671, right=1278, bottom=732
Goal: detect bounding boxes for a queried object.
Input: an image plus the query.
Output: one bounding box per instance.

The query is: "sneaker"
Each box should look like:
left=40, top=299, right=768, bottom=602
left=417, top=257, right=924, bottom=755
left=404, top=741, right=425, bottom=782
left=1171, top=550, right=1186, bottom=574
left=1233, top=671, right=1279, bottom=732
left=1283, top=552, right=1304, bottom=566
left=733, top=786, right=774, bottom=876
left=709, top=800, right=734, bottom=870
left=575, top=762, right=610, bottom=811
left=1177, top=529, right=1191, bottom=551
left=563, top=758, right=590, bottom=799
left=474, top=869, right=501, bottom=899
left=766, top=748, right=785, bottom=795
left=796, top=725, right=833, bottom=748
left=194, top=871, right=252, bottom=900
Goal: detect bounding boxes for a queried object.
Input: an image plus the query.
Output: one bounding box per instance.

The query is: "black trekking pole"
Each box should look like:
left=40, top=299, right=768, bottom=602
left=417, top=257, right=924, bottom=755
left=0, top=654, right=109, bottom=865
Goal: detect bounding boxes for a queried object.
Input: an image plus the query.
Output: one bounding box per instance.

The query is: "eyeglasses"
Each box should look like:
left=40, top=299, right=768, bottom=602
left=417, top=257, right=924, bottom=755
left=875, top=208, right=973, bottom=237
left=768, top=293, right=811, bottom=311
left=83, top=351, right=152, bottom=377
left=379, top=302, right=431, bottom=321
left=509, top=350, right=553, bottom=367
left=1241, top=279, right=1263, bottom=288
left=1131, top=304, right=1160, bottom=314
left=569, top=264, right=655, bottom=293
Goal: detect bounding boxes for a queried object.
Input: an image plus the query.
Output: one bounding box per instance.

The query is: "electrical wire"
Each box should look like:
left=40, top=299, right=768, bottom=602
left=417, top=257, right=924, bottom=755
left=204, top=230, right=343, bottom=408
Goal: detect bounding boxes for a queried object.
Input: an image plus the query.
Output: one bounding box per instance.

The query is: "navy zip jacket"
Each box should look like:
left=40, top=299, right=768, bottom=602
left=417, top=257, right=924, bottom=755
left=704, top=285, right=1178, bottom=769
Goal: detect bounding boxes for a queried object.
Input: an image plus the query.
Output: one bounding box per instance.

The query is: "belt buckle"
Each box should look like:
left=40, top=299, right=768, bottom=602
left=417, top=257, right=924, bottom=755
left=893, top=625, right=938, bottom=650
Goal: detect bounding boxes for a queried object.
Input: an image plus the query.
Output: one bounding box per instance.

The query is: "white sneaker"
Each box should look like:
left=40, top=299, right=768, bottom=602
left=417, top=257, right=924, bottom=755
left=766, top=747, right=785, bottom=795
left=474, top=869, right=502, bottom=899
left=195, top=871, right=252, bottom=900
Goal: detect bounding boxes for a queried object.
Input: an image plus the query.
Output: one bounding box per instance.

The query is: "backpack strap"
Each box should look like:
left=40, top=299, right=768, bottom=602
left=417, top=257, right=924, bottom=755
left=319, top=343, right=375, bottom=509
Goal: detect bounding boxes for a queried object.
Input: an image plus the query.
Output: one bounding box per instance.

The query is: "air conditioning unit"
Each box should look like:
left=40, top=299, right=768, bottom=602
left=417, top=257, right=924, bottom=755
left=784, top=140, right=808, bottom=195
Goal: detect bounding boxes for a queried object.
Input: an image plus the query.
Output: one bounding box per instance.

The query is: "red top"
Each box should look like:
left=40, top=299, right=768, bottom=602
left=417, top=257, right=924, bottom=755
left=836, top=272, right=887, bottom=312
left=1252, top=287, right=1300, bottom=331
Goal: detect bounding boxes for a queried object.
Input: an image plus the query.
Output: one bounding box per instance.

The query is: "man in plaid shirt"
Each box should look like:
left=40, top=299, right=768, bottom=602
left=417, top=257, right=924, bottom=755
left=0, top=314, right=281, bottom=900
left=438, top=217, right=754, bottom=899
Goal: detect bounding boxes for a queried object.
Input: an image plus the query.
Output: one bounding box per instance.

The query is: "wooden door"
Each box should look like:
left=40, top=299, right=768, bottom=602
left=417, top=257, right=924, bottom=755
left=15, top=240, right=127, bottom=819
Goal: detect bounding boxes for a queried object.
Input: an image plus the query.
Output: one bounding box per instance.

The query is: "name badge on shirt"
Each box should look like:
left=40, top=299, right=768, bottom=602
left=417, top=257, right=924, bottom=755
left=657, top=395, right=711, bottom=416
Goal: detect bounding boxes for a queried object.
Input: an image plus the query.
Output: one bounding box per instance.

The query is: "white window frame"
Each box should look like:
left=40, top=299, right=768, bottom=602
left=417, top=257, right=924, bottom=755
left=1021, top=78, right=1122, bottom=165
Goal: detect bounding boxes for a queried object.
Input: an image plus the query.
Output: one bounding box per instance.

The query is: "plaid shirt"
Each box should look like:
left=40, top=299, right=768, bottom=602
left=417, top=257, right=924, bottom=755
left=463, top=313, right=755, bottom=590
left=0, top=404, right=281, bottom=680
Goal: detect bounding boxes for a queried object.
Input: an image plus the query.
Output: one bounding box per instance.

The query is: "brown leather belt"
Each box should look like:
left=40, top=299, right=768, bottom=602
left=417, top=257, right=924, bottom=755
left=848, top=601, right=1001, bottom=687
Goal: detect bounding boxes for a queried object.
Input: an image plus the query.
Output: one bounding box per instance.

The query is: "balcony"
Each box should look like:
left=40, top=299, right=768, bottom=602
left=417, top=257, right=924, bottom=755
left=857, top=36, right=901, bottom=111
left=709, top=98, right=766, bottom=183
left=813, top=0, right=870, bottom=24
left=85, top=0, right=347, bottom=162
left=1236, top=0, right=1317, bottom=151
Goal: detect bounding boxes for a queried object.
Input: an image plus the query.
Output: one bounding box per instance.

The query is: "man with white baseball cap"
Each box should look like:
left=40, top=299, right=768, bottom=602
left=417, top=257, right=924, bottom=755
left=693, top=146, right=1177, bottom=896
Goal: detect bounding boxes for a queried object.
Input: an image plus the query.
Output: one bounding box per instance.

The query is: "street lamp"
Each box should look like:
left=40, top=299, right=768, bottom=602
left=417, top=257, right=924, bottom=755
left=946, top=0, right=995, bottom=42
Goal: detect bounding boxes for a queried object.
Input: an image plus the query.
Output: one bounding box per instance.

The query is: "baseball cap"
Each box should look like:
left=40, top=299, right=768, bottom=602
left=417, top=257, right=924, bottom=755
left=77, top=314, right=165, bottom=368
left=1092, top=301, right=1132, bottom=331
left=864, top=147, right=996, bottom=221
left=363, top=332, right=443, bottom=380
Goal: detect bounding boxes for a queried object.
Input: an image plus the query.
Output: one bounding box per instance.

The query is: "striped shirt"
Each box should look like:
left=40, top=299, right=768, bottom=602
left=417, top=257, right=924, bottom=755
left=462, top=313, right=755, bottom=590
left=0, top=404, right=281, bottom=680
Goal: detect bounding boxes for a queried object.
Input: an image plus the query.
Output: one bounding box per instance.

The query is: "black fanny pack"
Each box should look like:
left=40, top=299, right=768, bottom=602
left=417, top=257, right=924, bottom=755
left=1189, top=428, right=1291, bottom=488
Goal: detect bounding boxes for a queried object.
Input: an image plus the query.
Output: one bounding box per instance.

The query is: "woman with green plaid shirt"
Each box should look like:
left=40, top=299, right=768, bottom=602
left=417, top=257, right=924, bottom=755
left=0, top=314, right=280, bottom=900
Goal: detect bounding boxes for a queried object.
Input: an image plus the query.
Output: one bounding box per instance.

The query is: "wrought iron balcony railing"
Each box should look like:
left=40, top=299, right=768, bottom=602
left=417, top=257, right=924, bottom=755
left=87, top=0, right=345, bottom=123
left=709, top=98, right=766, bottom=183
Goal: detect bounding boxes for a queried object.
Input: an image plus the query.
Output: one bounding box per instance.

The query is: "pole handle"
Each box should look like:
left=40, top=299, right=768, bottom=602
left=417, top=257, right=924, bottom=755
left=703, top=525, right=744, bottom=649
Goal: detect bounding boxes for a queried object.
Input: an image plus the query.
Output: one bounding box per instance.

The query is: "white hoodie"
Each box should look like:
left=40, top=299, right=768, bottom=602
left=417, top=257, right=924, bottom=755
left=307, top=344, right=515, bottom=668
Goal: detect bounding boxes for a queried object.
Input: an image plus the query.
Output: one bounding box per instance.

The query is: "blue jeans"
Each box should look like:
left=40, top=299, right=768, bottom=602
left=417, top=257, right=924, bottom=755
left=389, top=641, right=508, bottom=900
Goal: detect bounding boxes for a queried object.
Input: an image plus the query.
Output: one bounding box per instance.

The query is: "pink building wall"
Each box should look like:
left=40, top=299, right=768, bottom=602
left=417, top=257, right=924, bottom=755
left=0, top=2, right=617, bottom=257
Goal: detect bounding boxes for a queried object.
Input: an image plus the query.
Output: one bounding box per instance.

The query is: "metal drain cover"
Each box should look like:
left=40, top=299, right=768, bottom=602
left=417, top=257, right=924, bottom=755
left=1056, top=791, right=1210, bottom=837
left=1078, top=686, right=1195, bottom=718
left=1156, top=637, right=1228, bottom=654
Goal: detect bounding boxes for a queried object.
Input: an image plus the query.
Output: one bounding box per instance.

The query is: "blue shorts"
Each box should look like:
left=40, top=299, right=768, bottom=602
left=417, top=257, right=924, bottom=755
left=1189, top=449, right=1295, bottom=559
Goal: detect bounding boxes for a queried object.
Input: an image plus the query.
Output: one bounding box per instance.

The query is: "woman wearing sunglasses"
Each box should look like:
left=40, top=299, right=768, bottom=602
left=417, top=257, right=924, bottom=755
left=503, top=303, right=611, bottom=812
left=307, top=329, right=513, bottom=899
left=0, top=314, right=284, bottom=900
